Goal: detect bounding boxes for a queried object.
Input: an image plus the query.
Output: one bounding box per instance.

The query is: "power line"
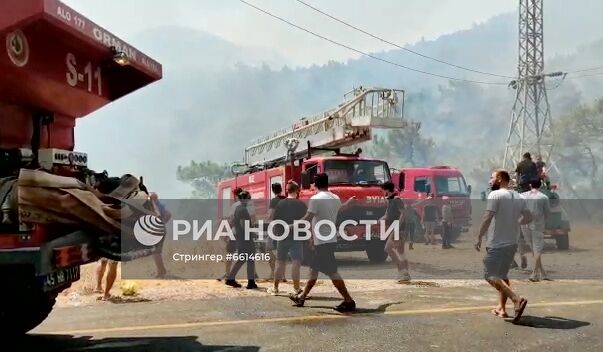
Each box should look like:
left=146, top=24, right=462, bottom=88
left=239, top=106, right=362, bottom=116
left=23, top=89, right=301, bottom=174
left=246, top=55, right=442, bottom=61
left=239, top=0, right=508, bottom=86
left=566, top=66, right=603, bottom=74
left=295, top=0, right=515, bottom=79
left=566, top=71, right=603, bottom=79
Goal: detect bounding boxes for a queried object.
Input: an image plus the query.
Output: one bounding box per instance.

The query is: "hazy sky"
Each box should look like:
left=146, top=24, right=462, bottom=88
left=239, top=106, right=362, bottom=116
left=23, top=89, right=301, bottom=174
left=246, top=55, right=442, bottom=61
left=63, top=0, right=516, bottom=66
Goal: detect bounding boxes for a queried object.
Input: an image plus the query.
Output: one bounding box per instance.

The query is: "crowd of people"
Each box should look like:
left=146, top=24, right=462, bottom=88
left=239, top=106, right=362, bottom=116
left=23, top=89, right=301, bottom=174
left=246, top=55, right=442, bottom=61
left=92, top=153, right=558, bottom=321
left=219, top=172, right=481, bottom=312
left=219, top=153, right=559, bottom=320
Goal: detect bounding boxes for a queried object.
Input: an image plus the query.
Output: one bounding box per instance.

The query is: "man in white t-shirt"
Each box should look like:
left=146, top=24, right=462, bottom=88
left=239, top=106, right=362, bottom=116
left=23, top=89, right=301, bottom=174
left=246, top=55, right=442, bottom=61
left=521, top=179, right=551, bottom=282
left=475, top=169, right=532, bottom=322
left=289, top=173, right=357, bottom=312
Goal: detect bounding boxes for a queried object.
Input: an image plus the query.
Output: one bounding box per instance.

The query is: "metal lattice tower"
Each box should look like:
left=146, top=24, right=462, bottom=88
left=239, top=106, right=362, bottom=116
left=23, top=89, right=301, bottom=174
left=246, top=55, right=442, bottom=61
left=503, top=0, right=554, bottom=169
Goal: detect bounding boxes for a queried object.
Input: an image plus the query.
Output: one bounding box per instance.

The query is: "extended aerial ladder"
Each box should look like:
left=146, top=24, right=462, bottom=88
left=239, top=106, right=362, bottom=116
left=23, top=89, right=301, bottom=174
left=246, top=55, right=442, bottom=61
left=243, top=87, right=406, bottom=167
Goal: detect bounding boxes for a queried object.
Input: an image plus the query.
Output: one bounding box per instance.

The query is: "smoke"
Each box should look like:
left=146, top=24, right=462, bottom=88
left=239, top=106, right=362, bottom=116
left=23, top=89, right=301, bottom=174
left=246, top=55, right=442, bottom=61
left=74, top=0, right=603, bottom=197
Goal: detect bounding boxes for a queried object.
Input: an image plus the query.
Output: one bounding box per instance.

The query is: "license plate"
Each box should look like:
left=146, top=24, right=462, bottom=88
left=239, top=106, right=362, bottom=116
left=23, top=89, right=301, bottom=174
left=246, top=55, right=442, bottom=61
left=41, top=266, right=80, bottom=291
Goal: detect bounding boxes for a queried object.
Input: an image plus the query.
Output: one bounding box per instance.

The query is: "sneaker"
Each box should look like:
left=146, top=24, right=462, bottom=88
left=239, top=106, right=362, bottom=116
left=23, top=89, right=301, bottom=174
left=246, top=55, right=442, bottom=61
left=408, top=243, right=414, bottom=250
left=334, top=300, right=356, bottom=313
left=397, top=271, right=411, bottom=283
left=267, top=287, right=279, bottom=296
left=289, top=293, right=305, bottom=307
left=510, top=260, right=519, bottom=269
left=246, top=281, right=258, bottom=290
left=225, top=280, right=242, bottom=288
left=529, top=273, right=540, bottom=282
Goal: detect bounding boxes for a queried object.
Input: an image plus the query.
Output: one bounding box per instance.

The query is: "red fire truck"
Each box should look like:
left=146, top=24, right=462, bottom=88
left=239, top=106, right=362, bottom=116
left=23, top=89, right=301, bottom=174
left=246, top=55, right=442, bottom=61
left=391, top=166, right=472, bottom=240
left=0, top=0, right=161, bottom=335
left=218, top=87, right=406, bottom=263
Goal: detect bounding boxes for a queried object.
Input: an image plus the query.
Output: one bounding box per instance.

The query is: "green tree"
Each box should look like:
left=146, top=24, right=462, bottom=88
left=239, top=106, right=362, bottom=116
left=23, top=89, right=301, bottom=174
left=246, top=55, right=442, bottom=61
left=365, top=121, right=436, bottom=168
left=176, top=160, right=232, bottom=198
left=553, top=99, right=603, bottom=198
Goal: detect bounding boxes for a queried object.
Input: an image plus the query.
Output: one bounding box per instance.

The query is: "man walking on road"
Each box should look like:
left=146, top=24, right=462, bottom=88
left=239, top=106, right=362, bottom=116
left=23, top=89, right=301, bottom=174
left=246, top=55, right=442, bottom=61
left=269, top=181, right=307, bottom=296
left=475, top=170, right=532, bottom=322
left=381, top=182, right=411, bottom=282
left=522, top=179, right=551, bottom=282
left=225, top=191, right=258, bottom=290
left=289, top=173, right=356, bottom=312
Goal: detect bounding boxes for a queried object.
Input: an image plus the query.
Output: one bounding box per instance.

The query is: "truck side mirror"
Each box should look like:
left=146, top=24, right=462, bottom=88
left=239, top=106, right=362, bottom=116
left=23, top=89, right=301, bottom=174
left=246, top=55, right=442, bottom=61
left=467, top=185, right=472, bottom=195
left=301, top=172, right=311, bottom=189
left=425, top=184, right=431, bottom=194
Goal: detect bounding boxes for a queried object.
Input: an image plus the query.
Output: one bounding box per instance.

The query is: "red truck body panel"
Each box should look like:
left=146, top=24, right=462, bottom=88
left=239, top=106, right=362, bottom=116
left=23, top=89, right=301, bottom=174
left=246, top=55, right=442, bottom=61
left=0, top=0, right=162, bottom=150
left=0, top=0, right=161, bottom=269
left=392, top=166, right=471, bottom=228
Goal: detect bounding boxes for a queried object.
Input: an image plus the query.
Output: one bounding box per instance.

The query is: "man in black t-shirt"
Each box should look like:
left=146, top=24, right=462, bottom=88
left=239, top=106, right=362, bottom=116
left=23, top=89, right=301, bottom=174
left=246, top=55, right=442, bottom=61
left=381, top=182, right=411, bottom=283
left=225, top=191, right=258, bottom=289
left=268, top=181, right=307, bottom=295
left=516, top=152, right=539, bottom=193
left=265, top=183, right=286, bottom=281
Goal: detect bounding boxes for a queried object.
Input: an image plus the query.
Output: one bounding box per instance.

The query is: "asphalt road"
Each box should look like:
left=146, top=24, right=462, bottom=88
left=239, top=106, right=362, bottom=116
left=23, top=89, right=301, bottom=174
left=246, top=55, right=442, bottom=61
left=20, top=280, right=603, bottom=352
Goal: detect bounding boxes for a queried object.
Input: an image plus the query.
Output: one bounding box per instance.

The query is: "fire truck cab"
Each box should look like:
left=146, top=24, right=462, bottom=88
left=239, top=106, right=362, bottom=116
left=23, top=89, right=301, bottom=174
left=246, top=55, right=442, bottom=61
left=218, top=87, right=406, bottom=263
left=392, top=166, right=472, bottom=238
left=217, top=153, right=393, bottom=263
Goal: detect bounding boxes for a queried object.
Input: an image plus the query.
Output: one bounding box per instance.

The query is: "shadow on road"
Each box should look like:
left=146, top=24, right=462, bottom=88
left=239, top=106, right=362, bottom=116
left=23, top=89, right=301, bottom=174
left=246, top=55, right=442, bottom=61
left=511, top=316, right=591, bottom=329
left=304, top=300, right=405, bottom=315
left=14, top=335, right=260, bottom=352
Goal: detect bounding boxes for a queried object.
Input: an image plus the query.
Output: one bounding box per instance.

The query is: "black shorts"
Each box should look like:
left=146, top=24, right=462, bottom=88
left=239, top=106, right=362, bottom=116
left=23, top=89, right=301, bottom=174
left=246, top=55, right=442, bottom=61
left=310, top=243, right=338, bottom=276
left=483, top=244, right=518, bottom=281
left=226, top=240, right=237, bottom=254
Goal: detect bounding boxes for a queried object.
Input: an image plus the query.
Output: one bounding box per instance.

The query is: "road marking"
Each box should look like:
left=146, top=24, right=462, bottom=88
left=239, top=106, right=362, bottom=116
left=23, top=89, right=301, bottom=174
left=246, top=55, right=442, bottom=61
left=47, top=299, right=603, bottom=335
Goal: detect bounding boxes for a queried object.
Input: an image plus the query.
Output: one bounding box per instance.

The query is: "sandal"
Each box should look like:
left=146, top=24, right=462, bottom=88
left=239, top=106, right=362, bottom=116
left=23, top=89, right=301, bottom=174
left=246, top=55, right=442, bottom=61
left=491, top=308, right=509, bottom=319
left=289, top=293, right=305, bottom=307
left=513, top=298, right=528, bottom=322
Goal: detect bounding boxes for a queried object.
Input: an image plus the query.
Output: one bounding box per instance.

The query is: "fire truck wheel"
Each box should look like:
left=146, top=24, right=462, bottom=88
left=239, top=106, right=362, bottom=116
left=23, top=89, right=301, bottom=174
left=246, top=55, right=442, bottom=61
left=0, top=266, right=57, bottom=337
left=366, top=241, right=387, bottom=263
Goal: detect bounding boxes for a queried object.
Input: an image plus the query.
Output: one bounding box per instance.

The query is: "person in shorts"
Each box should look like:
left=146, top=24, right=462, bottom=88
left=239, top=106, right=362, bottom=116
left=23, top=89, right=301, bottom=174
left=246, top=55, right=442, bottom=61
left=422, top=194, right=439, bottom=245
left=521, top=179, right=551, bottom=282
left=380, top=182, right=410, bottom=282
left=289, top=173, right=356, bottom=312
left=441, top=201, right=454, bottom=249
left=269, top=181, right=307, bottom=295
left=266, top=183, right=287, bottom=281
left=475, top=170, right=532, bottom=322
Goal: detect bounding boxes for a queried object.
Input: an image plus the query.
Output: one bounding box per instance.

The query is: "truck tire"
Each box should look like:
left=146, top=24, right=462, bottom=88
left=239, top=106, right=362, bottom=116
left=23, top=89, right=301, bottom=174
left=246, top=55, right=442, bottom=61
left=555, top=233, right=570, bottom=250
left=366, top=240, right=387, bottom=263
left=0, top=267, right=57, bottom=337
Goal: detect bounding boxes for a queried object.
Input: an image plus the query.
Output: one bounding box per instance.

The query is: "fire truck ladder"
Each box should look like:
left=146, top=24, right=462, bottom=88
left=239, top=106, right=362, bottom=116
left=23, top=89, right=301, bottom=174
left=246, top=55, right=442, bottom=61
left=244, top=87, right=406, bottom=166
